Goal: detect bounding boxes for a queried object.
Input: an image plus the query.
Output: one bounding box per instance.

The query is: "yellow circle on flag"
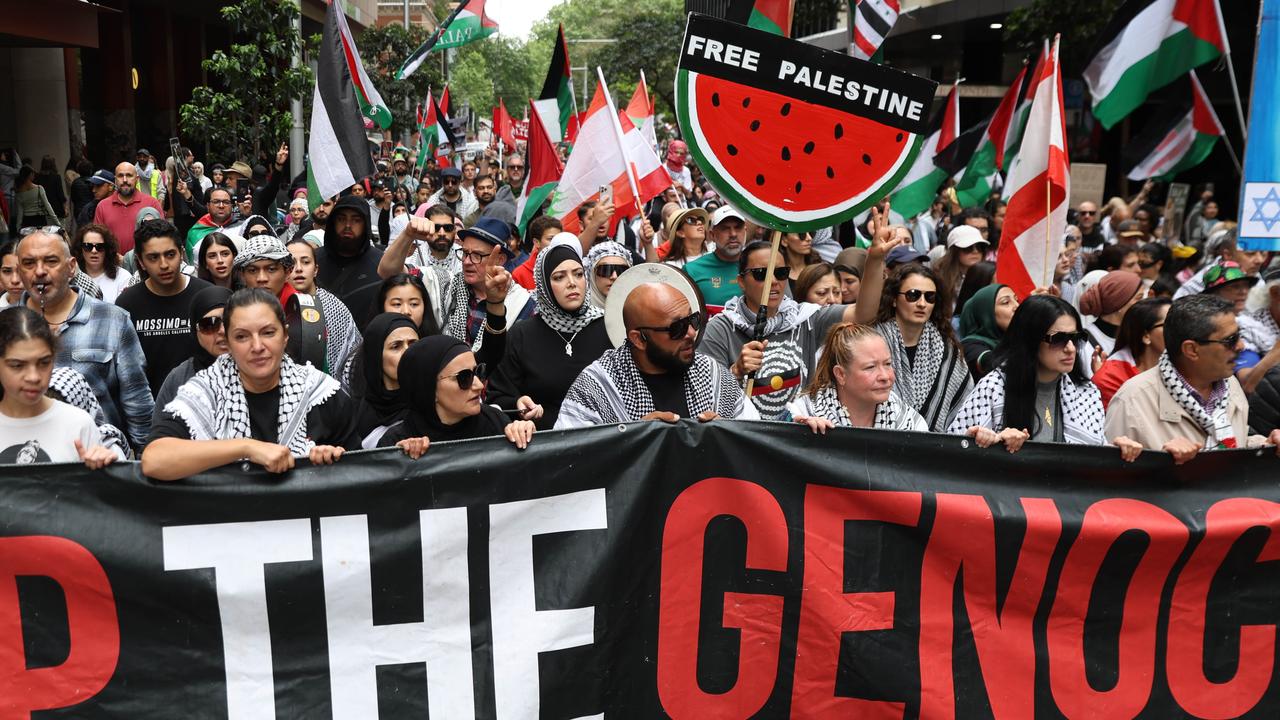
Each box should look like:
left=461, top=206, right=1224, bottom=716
left=301, top=308, right=321, bottom=323
left=770, top=375, right=784, bottom=391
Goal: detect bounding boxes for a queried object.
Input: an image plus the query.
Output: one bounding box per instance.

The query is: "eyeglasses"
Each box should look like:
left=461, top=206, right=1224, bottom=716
left=1194, top=331, right=1242, bottom=348
left=636, top=311, right=702, bottom=341
left=899, top=289, right=937, bottom=304
left=440, top=363, right=487, bottom=390
left=1138, top=259, right=1159, bottom=269
left=19, top=226, right=65, bottom=238
left=443, top=178, right=460, bottom=185
left=196, top=316, right=224, bottom=334
left=209, top=199, right=232, bottom=206
left=80, top=243, right=107, bottom=253
left=1042, top=331, right=1088, bottom=347
left=594, top=263, right=629, bottom=279
left=745, top=266, right=789, bottom=282
left=506, top=164, right=525, bottom=171
left=454, top=247, right=494, bottom=263
left=961, top=243, right=989, bottom=253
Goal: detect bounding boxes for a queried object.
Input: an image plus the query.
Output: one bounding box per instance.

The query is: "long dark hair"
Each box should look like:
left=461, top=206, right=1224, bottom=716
left=1113, top=297, right=1171, bottom=358
left=196, top=232, right=239, bottom=284
left=874, top=262, right=958, bottom=346
left=953, top=260, right=996, bottom=317
left=991, top=295, right=1085, bottom=435
left=0, top=307, right=56, bottom=400
left=72, top=224, right=121, bottom=279
left=373, top=273, right=439, bottom=336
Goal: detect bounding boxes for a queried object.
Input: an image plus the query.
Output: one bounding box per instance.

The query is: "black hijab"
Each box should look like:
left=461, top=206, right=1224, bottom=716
left=356, top=313, right=419, bottom=434
left=397, top=335, right=507, bottom=441
left=189, top=286, right=232, bottom=371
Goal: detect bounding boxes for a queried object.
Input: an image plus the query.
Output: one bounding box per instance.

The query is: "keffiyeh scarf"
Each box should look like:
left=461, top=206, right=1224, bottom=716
left=316, top=288, right=361, bottom=386
left=445, top=273, right=481, bottom=350
left=1157, top=351, right=1237, bottom=449
left=806, top=386, right=913, bottom=430
left=534, top=241, right=603, bottom=334
left=945, top=368, right=1105, bottom=445
left=558, top=344, right=742, bottom=425
left=719, top=294, right=809, bottom=336
left=878, top=320, right=971, bottom=432
left=164, top=354, right=341, bottom=456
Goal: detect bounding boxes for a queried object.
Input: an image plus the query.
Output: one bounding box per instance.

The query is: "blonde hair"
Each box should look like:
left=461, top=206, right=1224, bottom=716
left=804, top=322, right=883, bottom=398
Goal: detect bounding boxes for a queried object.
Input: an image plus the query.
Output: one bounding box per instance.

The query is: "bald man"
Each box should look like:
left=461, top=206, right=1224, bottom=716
left=92, top=161, right=163, bottom=254
left=556, top=282, right=751, bottom=428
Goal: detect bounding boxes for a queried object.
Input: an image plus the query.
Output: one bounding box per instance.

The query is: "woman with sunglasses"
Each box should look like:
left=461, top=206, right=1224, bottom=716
left=932, top=225, right=989, bottom=313
left=142, top=288, right=360, bottom=480
left=948, top=295, right=1142, bottom=460
left=584, top=241, right=633, bottom=309
left=1092, top=297, right=1171, bottom=409
left=196, top=232, right=238, bottom=289
left=855, top=210, right=972, bottom=431
left=780, top=231, right=821, bottom=291
left=72, top=224, right=132, bottom=303
left=661, top=207, right=711, bottom=268
left=378, top=335, right=536, bottom=457
left=488, top=237, right=611, bottom=429
left=151, top=286, right=232, bottom=423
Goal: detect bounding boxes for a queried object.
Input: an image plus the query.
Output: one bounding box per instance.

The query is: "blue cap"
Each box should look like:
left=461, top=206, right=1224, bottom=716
left=440, top=166, right=463, bottom=178
left=886, top=244, right=929, bottom=267
left=459, top=217, right=514, bottom=257
left=88, top=170, right=115, bottom=185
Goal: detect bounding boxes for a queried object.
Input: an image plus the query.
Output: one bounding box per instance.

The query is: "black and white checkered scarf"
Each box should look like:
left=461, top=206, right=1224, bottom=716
left=807, top=385, right=908, bottom=430
left=1157, top=351, right=1237, bottom=449
left=878, top=320, right=971, bottom=432
left=559, top=343, right=742, bottom=424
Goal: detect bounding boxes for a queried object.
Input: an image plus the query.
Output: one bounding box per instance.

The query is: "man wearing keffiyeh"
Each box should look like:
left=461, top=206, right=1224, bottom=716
left=1105, top=294, right=1280, bottom=464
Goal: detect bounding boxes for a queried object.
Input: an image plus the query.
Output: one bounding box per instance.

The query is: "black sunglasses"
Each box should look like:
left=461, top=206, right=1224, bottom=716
left=1042, top=331, right=1088, bottom=348
left=441, top=363, right=487, bottom=390
left=899, top=289, right=937, bottom=304
left=637, top=311, right=702, bottom=341
left=744, top=266, right=789, bottom=282
left=196, top=316, right=224, bottom=334
left=1194, top=331, right=1242, bottom=348
left=594, top=263, right=629, bottom=279
left=80, top=242, right=107, bottom=253
left=435, top=223, right=457, bottom=233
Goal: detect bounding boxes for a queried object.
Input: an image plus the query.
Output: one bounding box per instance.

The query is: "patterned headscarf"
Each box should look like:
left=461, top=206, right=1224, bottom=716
left=534, top=235, right=602, bottom=334
left=584, top=241, right=632, bottom=309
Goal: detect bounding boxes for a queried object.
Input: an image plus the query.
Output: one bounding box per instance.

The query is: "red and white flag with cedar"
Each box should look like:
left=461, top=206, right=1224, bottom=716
left=997, top=35, right=1068, bottom=299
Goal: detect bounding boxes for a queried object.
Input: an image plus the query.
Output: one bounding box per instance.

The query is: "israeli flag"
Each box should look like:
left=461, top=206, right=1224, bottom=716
left=1239, top=0, right=1280, bottom=250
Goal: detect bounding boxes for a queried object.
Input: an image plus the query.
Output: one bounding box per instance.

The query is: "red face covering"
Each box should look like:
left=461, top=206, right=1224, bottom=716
left=666, top=140, right=688, bottom=171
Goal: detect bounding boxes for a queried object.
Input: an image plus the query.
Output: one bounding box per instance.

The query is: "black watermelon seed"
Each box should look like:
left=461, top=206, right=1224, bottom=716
left=803, top=141, right=815, bottom=154
left=795, top=181, right=803, bottom=193
left=781, top=146, right=791, bottom=161
left=826, top=166, right=835, bottom=179
left=834, top=123, right=844, bottom=139
left=755, top=174, right=765, bottom=186
left=727, top=144, right=738, bottom=156
left=781, top=102, right=791, bottom=116
left=896, top=133, right=904, bottom=142
left=862, top=153, right=872, bottom=165
left=742, top=97, right=751, bottom=108
left=712, top=93, right=720, bottom=107
left=750, top=120, right=761, bottom=131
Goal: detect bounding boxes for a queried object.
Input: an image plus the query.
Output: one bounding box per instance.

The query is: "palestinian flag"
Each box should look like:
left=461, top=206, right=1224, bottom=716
left=306, top=0, right=379, bottom=211
left=1126, top=71, right=1224, bottom=181
left=890, top=82, right=960, bottom=219
left=328, top=0, right=391, bottom=129
left=434, top=0, right=499, bottom=52
left=953, top=63, right=1029, bottom=208
left=625, top=70, right=658, bottom=153
left=1084, top=0, right=1226, bottom=129
left=422, top=91, right=457, bottom=169
left=533, top=25, right=576, bottom=143
left=746, top=0, right=794, bottom=36
left=516, top=101, right=565, bottom=237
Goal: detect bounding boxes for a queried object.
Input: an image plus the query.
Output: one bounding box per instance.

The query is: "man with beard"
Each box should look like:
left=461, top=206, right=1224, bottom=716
left=316, top=195, right=384, bottom=320
left=466, top=174, right=497, bottom=226
left=390, top=154, right=418, bottom=195
left=185, top=187, right=236, bottom=259
left=93, top=162, right=163, bottom=254
left=555, top=282, right=749, bottom=427
left=685, top=205, right=748, bottom=306
left=116, top=219, right=212, bottom=395
left=379, top=203, right=462, bottom=284
left=426, top=167, right=478, bottom=220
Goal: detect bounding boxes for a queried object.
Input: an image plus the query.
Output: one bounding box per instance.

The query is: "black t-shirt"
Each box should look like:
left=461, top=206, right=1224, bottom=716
left=1080, top=227, right=1105, bottom=249
left=149, top=385, right=362, bottom=450
left=117, top=276, right=212, bottom=396
left=640, top=370, right=690, bottom=417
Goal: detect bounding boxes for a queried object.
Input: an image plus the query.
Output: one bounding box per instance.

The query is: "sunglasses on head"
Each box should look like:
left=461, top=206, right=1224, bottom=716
left=637, top=311, right=702, bottom=341
left=745, top=266, right=789, bottom=282
left=899, top=289, right=937, bottom=304
left=594, top=263, right=629, bottom=279
left=1042, top=331, right=1088, bottom=348
left=80, top=242, right=107, bottom=253
left=441, top=363, right=487, bottom=390
left=196, top=316, right=224, bottom=334
left=19, top=226, right=65, bottom=238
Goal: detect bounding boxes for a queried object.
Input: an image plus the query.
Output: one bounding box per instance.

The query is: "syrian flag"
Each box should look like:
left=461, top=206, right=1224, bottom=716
left=493, top=98, right=518, bottom=151
left=852, top=0, right=901, bottom=60
left=434, top=0, right=499, bottom=51
left=516, top=102, right=565, bottom=237
left=533, top=26, right=577, bottom=143
left=306, top=0, right=379, bottom=210
left=1125, top=71, right=1224, bottom=181
left=997, top=35, right=1069, bottom=299
left=890, top=81, right=960, bottom=219
left=624, top=70, right=659, bottom=153
left=1084, top=0, right=1226, bottom=129
left=953, top=63, right=1029, bottom=208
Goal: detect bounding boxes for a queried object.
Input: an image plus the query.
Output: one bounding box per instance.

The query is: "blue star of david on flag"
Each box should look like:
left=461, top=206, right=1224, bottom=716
left=1251, top=187, right=1280, bottom=232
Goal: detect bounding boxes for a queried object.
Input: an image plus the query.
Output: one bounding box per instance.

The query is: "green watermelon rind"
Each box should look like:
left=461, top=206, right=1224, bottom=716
left=675, top=68, right=924, bottom=233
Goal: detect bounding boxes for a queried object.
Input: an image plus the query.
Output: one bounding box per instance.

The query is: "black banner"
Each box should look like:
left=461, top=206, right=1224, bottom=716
left=5, top=421, right=1280, bottom=718
left=678, top=13, right=937, bottom=134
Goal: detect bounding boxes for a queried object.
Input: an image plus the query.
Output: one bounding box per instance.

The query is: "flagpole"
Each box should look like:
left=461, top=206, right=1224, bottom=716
left=1213, top=0, right=1249, bottom=140
left=597, top=67, right=644, bottom=215
left=397, top=0, right=473, bottom=80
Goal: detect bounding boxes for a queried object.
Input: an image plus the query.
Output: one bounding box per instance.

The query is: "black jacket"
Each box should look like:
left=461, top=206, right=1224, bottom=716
left=1248, top=366, right=1280, bottom=436
left=319, top=195, right=383, bottom=323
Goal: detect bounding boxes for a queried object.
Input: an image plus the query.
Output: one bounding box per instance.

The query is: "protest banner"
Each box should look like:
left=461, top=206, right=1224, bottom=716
left=4, top=421, right=1280, bottom=718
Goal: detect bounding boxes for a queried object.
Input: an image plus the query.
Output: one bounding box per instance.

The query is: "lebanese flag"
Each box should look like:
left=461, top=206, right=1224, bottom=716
left=618, top=111, right=670, bottom=214
left=1125, top=71, right=1224, bottom=181
left=493, top=98, right=518, bottom=150
left=1084, top=0, right=1226, bottom=129
left=625, top=71, right=659, bottom=153
left=997, top=35, right=1069, bottom=299
left=516, top=101, right=565, bottom=236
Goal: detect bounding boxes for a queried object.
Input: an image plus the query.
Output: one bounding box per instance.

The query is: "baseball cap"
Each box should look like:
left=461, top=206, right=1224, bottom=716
left=135, top=148, right=152, bottom=157
left=886, top=245, right=929, bottom=267
left=88, top=170, right=115, bottom=185
left=946, top=224, right=987, bottom=249
left=441, top=167, right=463, bottom=179
left=710, top=205, right=745, bottom=227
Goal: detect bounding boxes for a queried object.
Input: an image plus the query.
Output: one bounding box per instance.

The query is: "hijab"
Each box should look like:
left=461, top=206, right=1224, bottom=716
left=397, top=335, right=508, bottom=442
left=189, top=286, right=232, bottom=371
left=583, top=240, right=632, bottom=309
left=356, top=313, right=419, bottom=434
left=959, top=284, right=1008, bottom=351
left=535, top=236, right=604, bottom=334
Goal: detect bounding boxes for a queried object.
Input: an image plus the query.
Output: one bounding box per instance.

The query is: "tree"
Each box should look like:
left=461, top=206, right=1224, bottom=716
left=1003, top=0, right=1125, bottom=76
left=597, top=0, right=683, bottom=117
left=449, top=37, right=543, bottom=122
left=179, top=0, right=312, bottom=163
left=354, top=22, right=448, bottom=139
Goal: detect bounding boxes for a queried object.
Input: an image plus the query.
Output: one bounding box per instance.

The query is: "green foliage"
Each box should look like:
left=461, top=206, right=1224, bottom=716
left=354, top=22, right=447, bottom=136
left=179, top=0, right=311, bottom=163
left=1003, top=0, right=1125, bottom=76
left=450, top=37, right=543, bottom=122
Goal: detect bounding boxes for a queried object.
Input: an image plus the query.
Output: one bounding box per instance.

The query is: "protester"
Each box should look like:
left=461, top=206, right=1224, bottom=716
left=442, top=217, right=533, bottom=350
left=195, top=232, right=239, bottom=289
left=959, top=283, right=1019, bottom=380
left=142, top=289, right=359, bottom=479
left=1175, top=228, right=1267, bottom=299
left=557, top=282, right=749, bottom=427
left=932, top=225, right=988, bottom=311
left=1092, top=244, right=1141, bottom=274
left=427, top=167, right=479, bottom=220
left=952, top=261, right=997, bottom=319
left=1075, top=201, right=1104, bottom=249
left=0, top=242, right=22, bottom=307
left=794, top=263, right=841, bottom=306
left=373, top=272, right=441, bottom=337
left=788, top=322, right=928, bottom=432
left=1079, top=270, right=1144, bottom=374
left=152, top=286, right=232, bottom=420
left=396, top=203, right=462, bottom=280
left=72, top=224, right=132, bottom=303
left=1202, top=261, right=1255, bottom=314
left=488, top=236, right=611, bottom=429
left=353, top=312, right=418, bottom=448
left=1105, top=294, right=1280, bottom=463
left=93, top=162, right=163, bottom=254
left=1092, top=297, right=1170, bottom=408
left=661, top=207, right=711, bottom=268
left=685, top=205, right=746, bottom=306
left=511, top=215, right=563, bottom=290
left=780, top=231, right=821, bottom=290
left=833, top=247, right=866, bottom=305
left=583, top=240, right=632, bottom=309
left=377, top=335, right=536, bottom=455
left=1238, top=268, right=1280, bottom=392
left=316, top=195, right=384, bottom=316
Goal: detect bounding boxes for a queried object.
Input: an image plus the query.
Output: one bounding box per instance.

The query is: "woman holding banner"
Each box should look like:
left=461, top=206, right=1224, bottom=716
left=352, top=312, right=419, bottom=449
left=141, top=288, right=361, bottom=480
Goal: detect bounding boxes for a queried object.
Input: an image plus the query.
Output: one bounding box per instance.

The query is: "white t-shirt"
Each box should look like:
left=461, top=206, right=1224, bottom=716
left=89, top=270, right=135, bottom=304
left=0, top=400, right=99, bottom=464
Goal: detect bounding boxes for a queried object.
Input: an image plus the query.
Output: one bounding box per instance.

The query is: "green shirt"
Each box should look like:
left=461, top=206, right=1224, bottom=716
left=685, top=252, right=743, bottom=307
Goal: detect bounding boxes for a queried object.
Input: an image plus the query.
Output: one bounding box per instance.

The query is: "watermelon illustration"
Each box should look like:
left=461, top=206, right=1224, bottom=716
left=675, top=14, right=936, bottom=232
